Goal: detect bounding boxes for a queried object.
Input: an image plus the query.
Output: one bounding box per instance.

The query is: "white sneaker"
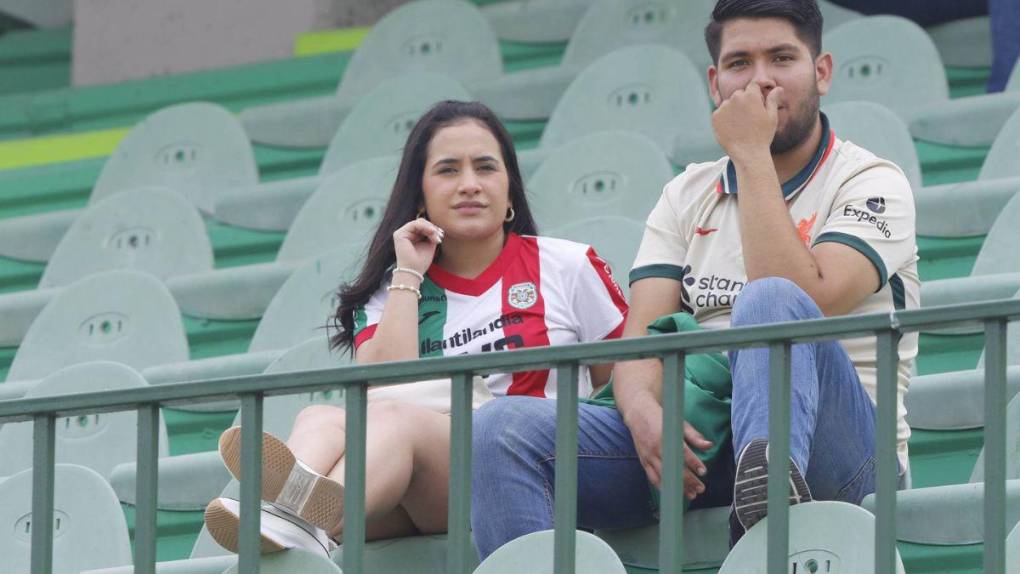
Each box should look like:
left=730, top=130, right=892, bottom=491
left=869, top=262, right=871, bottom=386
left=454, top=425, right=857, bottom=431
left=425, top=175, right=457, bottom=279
left=204, top=497, right=338, bottom=557
left=218, top=426, right=344, bottom=531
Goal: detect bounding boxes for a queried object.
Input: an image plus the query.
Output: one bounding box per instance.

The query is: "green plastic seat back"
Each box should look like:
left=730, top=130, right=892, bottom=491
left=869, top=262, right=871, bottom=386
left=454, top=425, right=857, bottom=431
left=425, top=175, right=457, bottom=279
left=0, top=464, right=132, bottom=574
left=824, top=101, right=922, bottom=190
left=258, top=337, right=350, bottom=439
left=482, top=0, right=589, bottom=43
left=7, top=269, right=188, bottom=381
left=336, top=0, right=501, bottom=106
left=475, top=529, right=626, bottom=574
left=540, top=44, right=711, bottom=153
left=528, top=131, right=672, bottom=229
left=40, top=187, right=214, bottom=289
left=250, top=248, right=366, bottom=353
left=0, top=362, right=169, bottom=479
left=91, top=102, right=259, bottom=215
left=277, top=156, right=398, bottom=263
left=970, top=389, right=1020, bottom=483
left=972, top=192, right=1020, bottom=276
left=320, top=72, right=472, bottom=176
left=561, top=0, right=716, bottom=73
left=222, top=549, right=340, bottom=573
left=823, top=16, right=949, bottom=118
left=549, top=216, right=643, bottom=300
left=719, top=501, right=905, bottom=573
left=979, top=106, right=1020, bottom=180
left=817, top=0, right=861, bottom=30
left=1009, top=520, right=1020, bottom=569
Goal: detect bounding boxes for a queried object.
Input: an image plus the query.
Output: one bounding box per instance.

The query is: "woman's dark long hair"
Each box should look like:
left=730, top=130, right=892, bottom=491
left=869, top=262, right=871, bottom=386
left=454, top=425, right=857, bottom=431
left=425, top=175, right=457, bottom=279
left=330, top=100, right=538, bottom=354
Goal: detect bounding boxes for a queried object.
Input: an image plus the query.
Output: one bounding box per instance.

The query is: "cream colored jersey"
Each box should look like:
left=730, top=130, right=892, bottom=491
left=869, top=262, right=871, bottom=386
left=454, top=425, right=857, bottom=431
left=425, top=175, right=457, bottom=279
left=631, top=115, right=920, bottom=465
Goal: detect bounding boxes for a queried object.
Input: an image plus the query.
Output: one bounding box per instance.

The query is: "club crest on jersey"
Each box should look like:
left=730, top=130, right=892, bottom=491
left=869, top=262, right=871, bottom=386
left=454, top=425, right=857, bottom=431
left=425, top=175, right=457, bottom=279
left=507, top=282, right=538, bottom=309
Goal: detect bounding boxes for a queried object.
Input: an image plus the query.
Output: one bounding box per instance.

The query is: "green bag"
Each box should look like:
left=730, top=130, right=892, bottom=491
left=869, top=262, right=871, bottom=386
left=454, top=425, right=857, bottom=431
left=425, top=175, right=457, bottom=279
left=581, top=313, right=733, bottom=511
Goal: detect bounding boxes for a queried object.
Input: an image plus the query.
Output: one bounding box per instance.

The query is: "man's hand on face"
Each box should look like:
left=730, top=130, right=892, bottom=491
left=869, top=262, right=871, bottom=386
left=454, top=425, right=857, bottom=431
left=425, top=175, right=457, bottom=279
left=711, top=80, right=784, bottom=164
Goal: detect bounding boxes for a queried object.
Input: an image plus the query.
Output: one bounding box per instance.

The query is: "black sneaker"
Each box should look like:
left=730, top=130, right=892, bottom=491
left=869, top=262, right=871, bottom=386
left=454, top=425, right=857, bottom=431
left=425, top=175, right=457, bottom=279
left=729, top=438, right=812, bottom=546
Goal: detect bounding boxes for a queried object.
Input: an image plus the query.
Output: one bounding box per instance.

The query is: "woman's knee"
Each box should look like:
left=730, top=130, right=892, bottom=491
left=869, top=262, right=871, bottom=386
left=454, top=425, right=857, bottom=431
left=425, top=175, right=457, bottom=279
left=293, top=404, right=346, bottom=431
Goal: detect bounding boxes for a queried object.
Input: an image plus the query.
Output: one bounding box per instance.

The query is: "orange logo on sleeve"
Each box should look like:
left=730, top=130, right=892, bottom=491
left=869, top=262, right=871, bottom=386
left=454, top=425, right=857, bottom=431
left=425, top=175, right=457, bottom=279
left=796, top=213, right=817, bottom=246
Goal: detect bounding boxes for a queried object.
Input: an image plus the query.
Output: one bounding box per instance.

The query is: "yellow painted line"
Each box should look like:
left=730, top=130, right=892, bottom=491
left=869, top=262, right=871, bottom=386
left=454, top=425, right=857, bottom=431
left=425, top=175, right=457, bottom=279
left=0, top=127, right=129, bottom=170
left=293, top=26, right=370, bottom=56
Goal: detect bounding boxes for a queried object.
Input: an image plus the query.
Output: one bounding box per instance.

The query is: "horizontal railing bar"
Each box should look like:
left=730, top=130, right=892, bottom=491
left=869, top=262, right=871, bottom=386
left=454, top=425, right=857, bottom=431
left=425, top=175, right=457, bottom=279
left=1, top=299, right=1018, bottom=423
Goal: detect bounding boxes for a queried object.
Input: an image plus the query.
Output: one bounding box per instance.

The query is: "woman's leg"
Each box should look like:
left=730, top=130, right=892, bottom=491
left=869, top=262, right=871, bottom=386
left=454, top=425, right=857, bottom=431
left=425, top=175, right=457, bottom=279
left=286, top=401, right=453, bottom=541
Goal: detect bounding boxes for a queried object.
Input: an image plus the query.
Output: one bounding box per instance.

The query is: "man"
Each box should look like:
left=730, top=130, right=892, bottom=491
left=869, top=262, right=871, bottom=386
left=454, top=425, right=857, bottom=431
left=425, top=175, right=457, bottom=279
left=470, top=0, right=919, bottom=557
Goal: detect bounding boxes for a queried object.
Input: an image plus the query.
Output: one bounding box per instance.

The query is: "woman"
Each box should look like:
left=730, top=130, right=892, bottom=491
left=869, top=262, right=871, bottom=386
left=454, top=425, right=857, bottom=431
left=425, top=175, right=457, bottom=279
left=204, top=101, right=628, bottom=556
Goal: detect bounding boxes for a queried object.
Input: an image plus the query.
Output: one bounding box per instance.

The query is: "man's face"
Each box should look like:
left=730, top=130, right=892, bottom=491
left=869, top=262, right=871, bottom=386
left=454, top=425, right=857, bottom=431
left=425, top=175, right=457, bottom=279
left=708, top=17, right=832, bottom=155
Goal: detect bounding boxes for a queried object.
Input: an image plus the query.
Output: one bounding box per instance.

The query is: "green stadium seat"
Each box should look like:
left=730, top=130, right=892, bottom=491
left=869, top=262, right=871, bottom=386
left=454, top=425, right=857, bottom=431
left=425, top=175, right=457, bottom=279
left=1009, top=520, right=1020, bottom=569
left=549, top=215, right=644, bottom=299
left=527, top=131, right=673, bottom=230
left=474, top=0, right=717, bottom=123
left=143, top=247, right=362, bottom=390
left=862, top=391, right=1020, bottom=545
left=824, top=101, right=922, bottom=190
left=595, top=506, right=730, bottom=570
left=824, top=15, right=1020, bottom=148
left=516, top=44, right=715, bottom=177
left=719, top=501, right=906, bottom=573
left=241, top=0, right=502, bottom=148
left=0, top=361, right=169, bottom=479
left=112, top=336, right=347, bottom=511
left=475, top=529, right=626, bottom=574
left=817, top=0, right=861, bottom=30
left=926, top=16, right=992, bottom=69
left=0, top=187, right=212, bottom=346
left=0, top=102, right=256, bottom=263
left=481, top=0, right=589, bottom=43
left=0, top=270, right=187, bottom=394
left=164, top=156, right=393, bottom=320
left=915, top=104, right=1020, bottom=239
left=81, top=556, right=236, bottom=574
left=920, top=196, right=1020, bottom=329
left=215, top=71, right=470, bottom=231
left=0, top=464, right=133, bottom=574
left=222, top=550, right=340, bottom=573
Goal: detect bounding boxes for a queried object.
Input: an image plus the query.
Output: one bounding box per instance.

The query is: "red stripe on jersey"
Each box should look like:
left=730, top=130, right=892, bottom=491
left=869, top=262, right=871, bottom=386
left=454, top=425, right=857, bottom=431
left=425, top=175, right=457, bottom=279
left=502, top=236, right=552, bottom=397
left=353, top=324, right=378, bottom=350
left=585, top=246, right=629, bottom=335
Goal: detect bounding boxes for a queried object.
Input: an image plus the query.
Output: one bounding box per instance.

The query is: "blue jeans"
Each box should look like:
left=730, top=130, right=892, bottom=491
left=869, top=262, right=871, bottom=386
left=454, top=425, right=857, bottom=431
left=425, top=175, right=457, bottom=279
left=730, top=277, right=878, bottom=503
left=470, top=278, right=880, bottom=559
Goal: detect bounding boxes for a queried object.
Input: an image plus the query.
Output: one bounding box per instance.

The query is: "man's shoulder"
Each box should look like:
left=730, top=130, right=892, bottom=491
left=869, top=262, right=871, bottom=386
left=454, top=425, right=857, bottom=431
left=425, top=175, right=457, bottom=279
left=830, top=139, right=911, bottom=191
left=663, top=157, right=729, bottom=201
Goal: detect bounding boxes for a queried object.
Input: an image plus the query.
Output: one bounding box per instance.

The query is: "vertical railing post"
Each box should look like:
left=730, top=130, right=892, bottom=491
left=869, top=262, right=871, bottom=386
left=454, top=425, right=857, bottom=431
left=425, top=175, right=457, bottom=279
left=448, top=372, right=475, bottom=574
left=553, top=362, right=580, bottom=574
left=31, top=414, right=56, bottom=574
left=766, top=341, right=791, bottom=574
left=239, top=393, right=264, bottom=574
left=135, top=403, right=161, bottom=574
left=659, top=353, right=687, bottom=574
left=343, top=383, right=369, bottom=574
left=983, top=319, right=1008, bottom=573
left=874, top=329, right=900, bottom=574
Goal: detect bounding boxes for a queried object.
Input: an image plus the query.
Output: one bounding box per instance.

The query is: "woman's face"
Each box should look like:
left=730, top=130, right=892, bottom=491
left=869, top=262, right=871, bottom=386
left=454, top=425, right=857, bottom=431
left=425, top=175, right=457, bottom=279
left=420, top=120, right=511, bottom=242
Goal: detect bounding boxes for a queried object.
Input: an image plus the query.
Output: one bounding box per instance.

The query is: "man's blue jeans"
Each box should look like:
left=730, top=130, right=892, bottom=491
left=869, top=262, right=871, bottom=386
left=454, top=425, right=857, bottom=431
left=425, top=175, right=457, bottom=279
left=470, top=278, right=879, bottom=559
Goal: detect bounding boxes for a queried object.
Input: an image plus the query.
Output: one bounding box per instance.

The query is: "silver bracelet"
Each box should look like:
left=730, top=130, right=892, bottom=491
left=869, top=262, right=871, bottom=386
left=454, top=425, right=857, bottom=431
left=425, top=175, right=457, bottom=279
left=393, top=267, right=425, bottom=282
left=387, top=283, right=422, bottom=299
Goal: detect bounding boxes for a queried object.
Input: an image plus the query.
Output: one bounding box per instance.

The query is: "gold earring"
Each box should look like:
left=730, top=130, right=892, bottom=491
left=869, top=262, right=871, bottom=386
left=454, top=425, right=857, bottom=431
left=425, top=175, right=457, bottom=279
left=505, top=207, right=516, bottom=222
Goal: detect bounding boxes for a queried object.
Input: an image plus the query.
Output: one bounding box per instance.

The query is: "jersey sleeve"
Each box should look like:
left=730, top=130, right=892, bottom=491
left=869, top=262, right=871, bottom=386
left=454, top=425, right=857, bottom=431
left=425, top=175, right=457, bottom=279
left=629, top=177, right=691, bottom=285
left=571, top=246, right=629, bottom=342
left=352, top=282, right=389, bottom=350
left=812, top=163, right=916, bottom=291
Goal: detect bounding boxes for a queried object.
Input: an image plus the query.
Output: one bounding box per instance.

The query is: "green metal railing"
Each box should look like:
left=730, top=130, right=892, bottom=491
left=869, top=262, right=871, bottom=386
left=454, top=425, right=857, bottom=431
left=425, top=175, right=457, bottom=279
left=1, top=298, right=1018, bottom=574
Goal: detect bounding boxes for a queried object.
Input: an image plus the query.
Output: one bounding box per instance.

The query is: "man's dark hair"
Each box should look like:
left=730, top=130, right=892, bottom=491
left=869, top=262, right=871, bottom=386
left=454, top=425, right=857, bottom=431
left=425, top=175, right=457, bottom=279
left=704, top=0, right=823, bottom=65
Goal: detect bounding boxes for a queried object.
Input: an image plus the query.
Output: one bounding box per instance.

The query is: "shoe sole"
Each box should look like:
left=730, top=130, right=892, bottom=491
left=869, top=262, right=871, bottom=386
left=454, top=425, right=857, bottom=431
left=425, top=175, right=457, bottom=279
left=219, top=426, right=344, bottom=531
left=733, top=439, right=812, bottom=532
left=204, top=498, right=286, bottom=554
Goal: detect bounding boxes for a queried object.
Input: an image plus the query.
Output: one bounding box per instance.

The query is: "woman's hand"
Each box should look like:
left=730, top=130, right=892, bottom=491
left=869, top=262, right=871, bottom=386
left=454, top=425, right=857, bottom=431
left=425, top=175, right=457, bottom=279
left=393, top=218, right=444, bottom=276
